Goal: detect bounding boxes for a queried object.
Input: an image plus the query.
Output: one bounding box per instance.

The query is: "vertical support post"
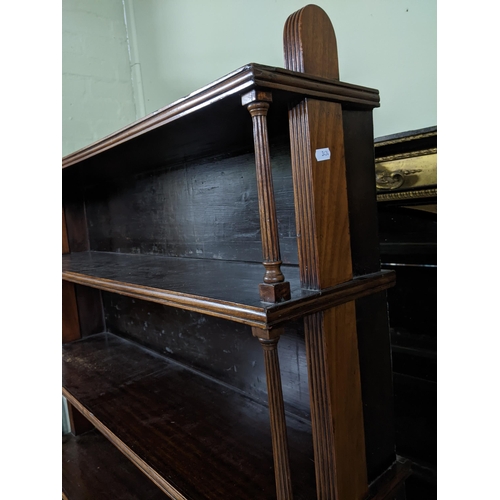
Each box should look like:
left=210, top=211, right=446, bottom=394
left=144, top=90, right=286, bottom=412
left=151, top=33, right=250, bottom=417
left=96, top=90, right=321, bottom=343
left=62, top=209, right=81, bottom=343
left=63, top=180, right=105, bottom=339
left=67, top=401, right=94, bottom=436
left=252, top=327, right=293, bottom=500
left=242, top=90, right=291, bottom=303
left=284, top=5, right=368, bottom=499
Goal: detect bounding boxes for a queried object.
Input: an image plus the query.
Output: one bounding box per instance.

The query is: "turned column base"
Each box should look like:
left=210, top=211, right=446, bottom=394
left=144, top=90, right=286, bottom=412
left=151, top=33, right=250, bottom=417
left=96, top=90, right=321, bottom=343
left=259, top=281, right=291, bottom=303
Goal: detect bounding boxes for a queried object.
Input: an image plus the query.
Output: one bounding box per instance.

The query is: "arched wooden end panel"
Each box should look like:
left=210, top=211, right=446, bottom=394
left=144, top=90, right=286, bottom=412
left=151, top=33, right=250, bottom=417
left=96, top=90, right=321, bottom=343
left=284, top=5, right=393, bottom=500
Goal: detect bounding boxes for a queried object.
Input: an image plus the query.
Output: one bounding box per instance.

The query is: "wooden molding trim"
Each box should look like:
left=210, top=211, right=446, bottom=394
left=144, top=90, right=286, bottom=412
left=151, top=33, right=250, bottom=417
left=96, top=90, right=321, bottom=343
left=253, top=332, right=293, bottom=500
left=63, top=388, right=189, bottom=500
left=63, top=64, right=379, bottom=169
left=62, top=267, right=395, bottom=331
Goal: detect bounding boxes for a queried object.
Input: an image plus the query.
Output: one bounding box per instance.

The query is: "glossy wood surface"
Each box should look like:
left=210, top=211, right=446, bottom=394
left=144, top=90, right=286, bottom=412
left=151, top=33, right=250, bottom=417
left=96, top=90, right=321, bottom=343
left=63, top=252, right=394, bottom=330
left=63, top=332, right=316, bottom=500
left=63, top=429, right=167, bottom=499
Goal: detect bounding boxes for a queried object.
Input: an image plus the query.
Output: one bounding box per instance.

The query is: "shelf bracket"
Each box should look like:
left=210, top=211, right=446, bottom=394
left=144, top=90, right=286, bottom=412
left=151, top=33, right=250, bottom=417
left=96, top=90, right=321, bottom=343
left=242, top=90, right=291, bottom=304
left=252, top=327, right=293, bottom=500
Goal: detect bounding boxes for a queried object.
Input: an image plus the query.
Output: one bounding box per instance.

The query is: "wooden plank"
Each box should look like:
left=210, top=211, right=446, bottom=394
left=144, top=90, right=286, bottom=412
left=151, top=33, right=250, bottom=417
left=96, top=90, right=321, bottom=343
left=62, top=209, right=70, bottom=254
left=63, top=429, right=167, bottom=499
left=289, top=98, right=353, bottom=289
left=62, top=64, right=378, bottom=170
left=323, top=303, right=367, bottom=498
left=62, top=208, right=81, bottom=343
left=303, top=305, right=367, bottom=500
left=74, top=284, right=104, bottom=338
left=62, top=252, right=394, bottom=330
left=62, top=332, right=316, bottom=500
left=285, top=5, right=371, bottom=498
left=343, top=110, right=398, bottom=480
left=62, top=280, right=80, bottom=343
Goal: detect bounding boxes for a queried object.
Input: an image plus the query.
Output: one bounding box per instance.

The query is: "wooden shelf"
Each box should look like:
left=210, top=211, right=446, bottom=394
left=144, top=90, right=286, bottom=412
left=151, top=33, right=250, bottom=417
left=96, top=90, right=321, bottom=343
left=62, top=63, right=379, bottom=170
left=62, top=251, right=395, bottom=330
left=62, top=332, right=316, bottom=500
left=63, top=429, right=167, bottom=499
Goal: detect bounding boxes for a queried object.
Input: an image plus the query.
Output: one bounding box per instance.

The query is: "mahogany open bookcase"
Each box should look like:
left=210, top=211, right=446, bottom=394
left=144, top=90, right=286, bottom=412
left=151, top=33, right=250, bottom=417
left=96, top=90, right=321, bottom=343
left=62, top=5, right=410, bottom=500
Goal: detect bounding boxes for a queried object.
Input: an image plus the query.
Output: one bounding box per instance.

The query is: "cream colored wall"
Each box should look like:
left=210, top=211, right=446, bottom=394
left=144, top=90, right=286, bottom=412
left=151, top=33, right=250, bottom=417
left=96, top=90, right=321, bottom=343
left=62, top=0, right=436, bottom=154
left=128, top=0, right=436, bottom=138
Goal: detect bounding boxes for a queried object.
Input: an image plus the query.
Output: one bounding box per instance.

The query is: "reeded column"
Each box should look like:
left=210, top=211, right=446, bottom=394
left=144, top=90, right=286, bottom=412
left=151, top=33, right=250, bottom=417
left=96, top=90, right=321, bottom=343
left=284, top=6, right=369, bottom=499
left=242, top=90, right=291, bottom=303
left=252, top=327, right=293, bottom=500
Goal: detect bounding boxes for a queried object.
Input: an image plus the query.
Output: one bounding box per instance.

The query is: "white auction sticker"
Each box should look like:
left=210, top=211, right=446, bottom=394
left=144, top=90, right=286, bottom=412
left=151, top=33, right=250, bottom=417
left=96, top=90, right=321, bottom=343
left=315, top=147, right=331, bottom=161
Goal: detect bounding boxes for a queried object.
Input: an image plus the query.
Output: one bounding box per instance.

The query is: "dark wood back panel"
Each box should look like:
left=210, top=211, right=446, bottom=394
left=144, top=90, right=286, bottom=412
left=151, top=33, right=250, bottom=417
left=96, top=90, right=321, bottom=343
left=83, top=141, right=299, bottom=264
left=343, top=108, right=397, bottom=481
left=102, top=291, right=311, bottom=420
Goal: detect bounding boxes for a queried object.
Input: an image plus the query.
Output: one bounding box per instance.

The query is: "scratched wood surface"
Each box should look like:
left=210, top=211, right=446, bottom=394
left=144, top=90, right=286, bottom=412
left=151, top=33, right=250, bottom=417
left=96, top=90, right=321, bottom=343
left=82, top=141, right=298, bottom=265
left=103, top=292, right=311, bottom=421
left=63, top=332, right=316, bottom=500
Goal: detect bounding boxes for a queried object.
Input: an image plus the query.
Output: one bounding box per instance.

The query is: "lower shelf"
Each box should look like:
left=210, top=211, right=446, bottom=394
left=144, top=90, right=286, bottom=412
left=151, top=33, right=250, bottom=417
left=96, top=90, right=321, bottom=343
left=62, top=332, right=316, bottom=500
left=62, top=429, right=167, bottom=499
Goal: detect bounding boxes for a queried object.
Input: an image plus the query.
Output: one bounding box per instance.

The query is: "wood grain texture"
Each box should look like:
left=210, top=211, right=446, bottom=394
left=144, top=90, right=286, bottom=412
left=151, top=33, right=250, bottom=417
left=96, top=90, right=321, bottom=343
left=304, top=306, right=367, bottom=500
left=62, top=252, right=394, bottom=330
left=104, top=295, right=311, bottom=420
left=254, top=333, right=293, bottom=500
left=284, top=4, right=339, bottom=80
left=63, top=332, right=316, bottom=500
left=289, top=98, right=352, bottom=289
left=63, top=429, right=167, bottom=499
left=62, top=280, right=80, bottom=343
left=323, top=303, right=367, bottom=499
left=302, top=312, right=336, bottom=498
left=62, top=64, right=378, bottom=170
left=73, top=284, right=104, bottom=338
left=82, top=142, right=297, bottom=265
left=243, top=90, right=291, bottom=302
left=284, top=5, right=371, bottom=498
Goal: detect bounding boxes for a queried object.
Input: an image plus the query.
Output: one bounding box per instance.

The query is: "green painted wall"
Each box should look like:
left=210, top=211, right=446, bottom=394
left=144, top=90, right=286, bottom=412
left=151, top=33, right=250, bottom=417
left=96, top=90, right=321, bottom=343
left=63, top=0, right=436, bottom=148
left=128, top=0, right=436, bottom=138
left=62, top=0, right=137, bottom=156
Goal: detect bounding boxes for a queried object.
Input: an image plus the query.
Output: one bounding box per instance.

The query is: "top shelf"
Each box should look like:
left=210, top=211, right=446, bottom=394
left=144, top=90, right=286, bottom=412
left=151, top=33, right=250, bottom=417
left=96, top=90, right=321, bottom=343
left=62, top=252, right=394, bottom=330
left=62, top=63, right=379, bottom=172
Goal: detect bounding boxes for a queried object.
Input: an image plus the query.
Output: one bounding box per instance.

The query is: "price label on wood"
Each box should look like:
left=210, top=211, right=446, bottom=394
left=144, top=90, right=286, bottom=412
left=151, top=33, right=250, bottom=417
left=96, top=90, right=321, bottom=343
left=315, top=147, right=331, bottom=161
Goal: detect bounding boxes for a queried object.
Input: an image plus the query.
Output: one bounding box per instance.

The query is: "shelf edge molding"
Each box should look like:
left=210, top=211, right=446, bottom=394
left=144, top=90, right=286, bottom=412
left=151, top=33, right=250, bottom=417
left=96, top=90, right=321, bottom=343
left=62, top=267, right=395, bottom=331
left=62, top=387, right=189, bottom=500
